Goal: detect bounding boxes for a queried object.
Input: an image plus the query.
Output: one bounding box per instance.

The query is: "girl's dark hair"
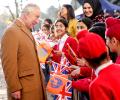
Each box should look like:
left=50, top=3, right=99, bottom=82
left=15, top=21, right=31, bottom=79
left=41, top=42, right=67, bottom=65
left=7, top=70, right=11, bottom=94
left=62, top=4, right=75, bottom=21
left=89, top=22, right=106, bottom=41
left=85, top=52, right=107, bottom=68
left=42, top=24, right=50, bottom=30
left=78, top=17, right=93, bottom=29
left=44, top=18, right=53, bottom=25
left=54, top=18, right=68, bottom=28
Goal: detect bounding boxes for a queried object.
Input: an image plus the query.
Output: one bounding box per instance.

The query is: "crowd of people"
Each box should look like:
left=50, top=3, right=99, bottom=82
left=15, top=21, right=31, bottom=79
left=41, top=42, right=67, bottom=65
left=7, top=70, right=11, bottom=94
left=1, top=0, right=120, bottom=100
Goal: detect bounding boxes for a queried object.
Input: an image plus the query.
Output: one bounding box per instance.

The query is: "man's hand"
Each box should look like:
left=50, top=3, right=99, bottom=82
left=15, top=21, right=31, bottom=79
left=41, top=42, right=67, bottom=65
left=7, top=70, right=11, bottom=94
left=11, top=90, right=21, bottom=99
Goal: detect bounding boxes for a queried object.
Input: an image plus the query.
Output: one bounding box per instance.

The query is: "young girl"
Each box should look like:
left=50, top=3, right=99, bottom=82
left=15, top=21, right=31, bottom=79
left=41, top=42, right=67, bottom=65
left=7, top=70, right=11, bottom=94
left=52, top=18, right=78, bottom=65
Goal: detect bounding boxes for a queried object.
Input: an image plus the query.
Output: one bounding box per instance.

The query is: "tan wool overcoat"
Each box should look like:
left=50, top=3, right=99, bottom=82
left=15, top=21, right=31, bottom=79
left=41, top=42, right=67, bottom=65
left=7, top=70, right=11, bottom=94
left=1, top=19, right=47, bottom=100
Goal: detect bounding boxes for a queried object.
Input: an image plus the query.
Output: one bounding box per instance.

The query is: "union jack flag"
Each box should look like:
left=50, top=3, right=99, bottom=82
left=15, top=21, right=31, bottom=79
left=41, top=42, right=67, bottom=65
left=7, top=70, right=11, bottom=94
left=32, top=31, right=56, bottom=47
left=50, top=61, right=60, bottom=74
left=53, top=80, right=72, bottom=100
left=49, top=49, right=72, bottom=75
left=50, top=61, right=70, bottom=75
left=49, top=61, right=72, bottom=100
left=60, top=65, right=70, bottom=75
left=60, top=55, right=71, bottom=67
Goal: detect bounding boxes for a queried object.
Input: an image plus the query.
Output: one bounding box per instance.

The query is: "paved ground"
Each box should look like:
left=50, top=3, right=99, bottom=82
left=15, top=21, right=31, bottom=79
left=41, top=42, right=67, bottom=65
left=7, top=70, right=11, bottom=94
left=0, top=60, right=7, bottom=100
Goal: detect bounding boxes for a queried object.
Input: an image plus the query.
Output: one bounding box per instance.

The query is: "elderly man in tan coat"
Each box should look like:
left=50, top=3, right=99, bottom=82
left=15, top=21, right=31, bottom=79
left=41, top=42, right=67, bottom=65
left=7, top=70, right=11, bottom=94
left=1, top=4, right=47, bottom=100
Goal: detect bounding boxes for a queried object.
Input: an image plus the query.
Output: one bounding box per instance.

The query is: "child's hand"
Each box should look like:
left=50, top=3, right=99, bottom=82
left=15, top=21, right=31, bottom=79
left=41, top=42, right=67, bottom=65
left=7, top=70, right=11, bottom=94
left=70, top=68, right=80, bottom=77
left=69, top=65, right=79, bottom=70
left=76, top=58, right=86, bottom=66
left=53, top=50, right=63, bottom=56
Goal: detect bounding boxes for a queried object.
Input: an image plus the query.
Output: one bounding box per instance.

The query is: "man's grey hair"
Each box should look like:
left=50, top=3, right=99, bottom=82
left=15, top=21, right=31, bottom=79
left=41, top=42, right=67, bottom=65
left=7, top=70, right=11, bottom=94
left=21, top=3, right=40, bottom=14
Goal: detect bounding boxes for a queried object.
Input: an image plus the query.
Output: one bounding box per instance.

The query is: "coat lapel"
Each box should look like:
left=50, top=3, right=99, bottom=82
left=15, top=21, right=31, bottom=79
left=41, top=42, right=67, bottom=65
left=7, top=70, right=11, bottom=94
left=14, top=19, right=40, bottom=68
left=14, top=19, right=35, bottom=43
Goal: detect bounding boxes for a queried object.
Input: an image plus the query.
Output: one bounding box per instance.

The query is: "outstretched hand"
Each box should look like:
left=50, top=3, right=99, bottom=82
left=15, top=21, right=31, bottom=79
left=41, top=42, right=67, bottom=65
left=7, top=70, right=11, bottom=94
left=11, top=90, right=21, bottom=99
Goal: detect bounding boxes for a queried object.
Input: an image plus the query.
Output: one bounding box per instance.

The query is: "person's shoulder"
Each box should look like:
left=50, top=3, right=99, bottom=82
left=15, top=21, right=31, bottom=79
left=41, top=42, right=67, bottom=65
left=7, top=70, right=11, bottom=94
left=2, top=22, right=19, bottom=39
left=67, top=36, right=77, bottom=44
left=5, top=21, right=18, bottom=31
left=108, top=64, right=120, bottom=73
left=94, top=14, right=105, bottom=22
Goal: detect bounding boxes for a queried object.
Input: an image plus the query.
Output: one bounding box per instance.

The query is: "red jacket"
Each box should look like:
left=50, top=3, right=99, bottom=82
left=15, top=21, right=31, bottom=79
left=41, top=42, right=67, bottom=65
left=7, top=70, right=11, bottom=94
left=90, top=64, right=120, bottom=100
left=115, top=56, right=120, bottom=64
left=72, top=67, right=96, bottom=93
left=52, top=36, right=78, bottom=65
